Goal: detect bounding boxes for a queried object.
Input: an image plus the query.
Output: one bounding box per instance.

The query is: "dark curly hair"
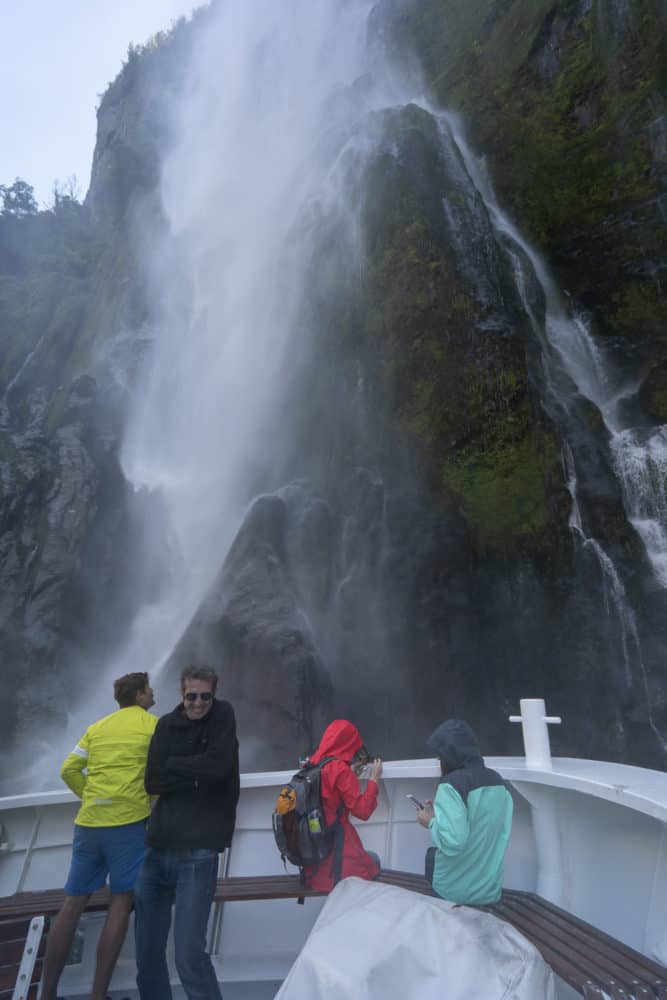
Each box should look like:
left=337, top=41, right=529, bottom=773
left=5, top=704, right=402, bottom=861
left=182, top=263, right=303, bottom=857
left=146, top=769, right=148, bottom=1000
left=113, top=672, right=150, bottom=708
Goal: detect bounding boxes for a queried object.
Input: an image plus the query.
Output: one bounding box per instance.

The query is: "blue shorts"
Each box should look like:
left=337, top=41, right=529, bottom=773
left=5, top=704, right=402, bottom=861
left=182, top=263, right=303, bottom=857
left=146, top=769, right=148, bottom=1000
left=64, top=819, right=147, bottom=896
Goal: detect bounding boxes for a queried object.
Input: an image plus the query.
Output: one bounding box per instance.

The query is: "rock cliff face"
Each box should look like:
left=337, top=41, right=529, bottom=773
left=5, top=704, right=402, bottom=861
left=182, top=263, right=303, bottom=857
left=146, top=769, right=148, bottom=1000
left=0, top=33, right=178, bottom=751
left=0, top=200, right=168, bottom=747
left=0, top=1, right=665, bottom=778
left=384, top=0, right=667, bottom=379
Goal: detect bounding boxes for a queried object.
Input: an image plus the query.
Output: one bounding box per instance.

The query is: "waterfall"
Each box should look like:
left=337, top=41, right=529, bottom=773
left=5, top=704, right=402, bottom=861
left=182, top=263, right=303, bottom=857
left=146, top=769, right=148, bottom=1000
left=440, top=110, right=667, bottom=753
left=23, top=0, right=398, bottom=783
left=11, top=6, right=665, bottom=789
left=562, top=442, right=584, bottom=534
left=611, top=427, right=667, bottom=588
left=117, top=1, right=378, bottom=675
left=442, top=116, right=667, bottom=593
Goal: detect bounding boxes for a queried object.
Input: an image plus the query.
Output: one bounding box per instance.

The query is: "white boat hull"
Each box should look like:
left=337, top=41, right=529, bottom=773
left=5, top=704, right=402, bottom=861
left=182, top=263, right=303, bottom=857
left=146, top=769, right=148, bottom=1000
left=1, top=756, right=666, bottom=998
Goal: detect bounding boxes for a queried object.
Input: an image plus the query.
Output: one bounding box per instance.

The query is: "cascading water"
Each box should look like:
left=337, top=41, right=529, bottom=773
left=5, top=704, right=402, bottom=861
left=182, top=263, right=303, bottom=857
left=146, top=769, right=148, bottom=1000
left=612, top=428, right=667, bottom=588
left=122, top=0, right=377, bottom=642
left=440, top=111, right=667, bottom=755
left=22, top=0, right=406, bottom=784
left=10, top=3, right=665, bottom=790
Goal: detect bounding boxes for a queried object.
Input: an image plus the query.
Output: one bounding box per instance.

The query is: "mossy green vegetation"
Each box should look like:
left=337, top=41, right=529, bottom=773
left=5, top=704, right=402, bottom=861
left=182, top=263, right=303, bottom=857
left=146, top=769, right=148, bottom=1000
left=402, top=0, right=666, bottom=344
left=442, top=421, right=563, bottom=556
left=358, top=107, right=571, bottom=559
left=639, top=360, right=667, bottom=420
left=608, top=277, right=666, bottom=341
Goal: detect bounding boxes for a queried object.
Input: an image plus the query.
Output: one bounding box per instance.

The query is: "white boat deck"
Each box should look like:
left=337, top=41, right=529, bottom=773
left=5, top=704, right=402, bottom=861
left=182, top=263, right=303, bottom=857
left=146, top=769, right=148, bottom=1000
left=1, top=702, right=666, bottom=998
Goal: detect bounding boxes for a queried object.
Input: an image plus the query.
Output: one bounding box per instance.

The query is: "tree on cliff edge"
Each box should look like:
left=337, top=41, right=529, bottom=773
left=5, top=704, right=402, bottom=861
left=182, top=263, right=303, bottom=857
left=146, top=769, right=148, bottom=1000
left=0, top=178, right=38, bottom=217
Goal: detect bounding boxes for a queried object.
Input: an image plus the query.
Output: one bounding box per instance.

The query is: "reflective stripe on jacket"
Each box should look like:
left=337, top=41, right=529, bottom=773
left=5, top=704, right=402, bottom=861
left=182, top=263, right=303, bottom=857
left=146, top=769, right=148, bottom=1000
left=61, top=705, right=158, bottom=827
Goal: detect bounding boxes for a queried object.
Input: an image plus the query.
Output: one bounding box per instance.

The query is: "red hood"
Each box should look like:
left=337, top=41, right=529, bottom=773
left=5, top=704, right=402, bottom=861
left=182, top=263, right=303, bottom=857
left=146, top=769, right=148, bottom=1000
left=310, top=720, right=363, bottom=764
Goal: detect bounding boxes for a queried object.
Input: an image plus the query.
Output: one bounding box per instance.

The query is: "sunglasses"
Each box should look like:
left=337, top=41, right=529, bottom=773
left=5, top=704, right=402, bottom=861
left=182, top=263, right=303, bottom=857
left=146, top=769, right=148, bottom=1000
left=184, top=691, right=213, bottom=702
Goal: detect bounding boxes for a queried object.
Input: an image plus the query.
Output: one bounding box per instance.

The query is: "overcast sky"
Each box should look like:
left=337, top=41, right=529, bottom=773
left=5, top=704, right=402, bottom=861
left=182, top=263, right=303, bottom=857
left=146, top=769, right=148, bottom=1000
left=0, top=1, right=200, bottom=207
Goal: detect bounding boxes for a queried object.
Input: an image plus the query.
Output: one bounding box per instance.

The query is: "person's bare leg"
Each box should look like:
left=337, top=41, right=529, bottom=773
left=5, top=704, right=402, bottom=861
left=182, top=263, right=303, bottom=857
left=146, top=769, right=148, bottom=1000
left=90, top=891, right=133, bottom=1000
left=40, top=894, right=89, bottom=1000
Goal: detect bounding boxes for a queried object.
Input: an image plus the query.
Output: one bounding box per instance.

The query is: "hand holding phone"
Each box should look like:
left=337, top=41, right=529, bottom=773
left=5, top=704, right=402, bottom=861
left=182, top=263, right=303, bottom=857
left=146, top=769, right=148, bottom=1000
left=417, top=800, right=435, bottom=828
left=369, top=758, right=383, bottom=783
left=406, top=793, right=424, bottom=810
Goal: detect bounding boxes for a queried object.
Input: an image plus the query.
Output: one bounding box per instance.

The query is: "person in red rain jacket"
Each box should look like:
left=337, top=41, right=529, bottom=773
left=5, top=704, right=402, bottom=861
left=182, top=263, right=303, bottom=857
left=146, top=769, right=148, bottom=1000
left=303, top=720, right=383, bottom=891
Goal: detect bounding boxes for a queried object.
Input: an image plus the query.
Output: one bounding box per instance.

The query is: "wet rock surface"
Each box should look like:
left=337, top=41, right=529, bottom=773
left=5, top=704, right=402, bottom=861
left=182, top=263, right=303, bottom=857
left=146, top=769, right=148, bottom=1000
left=1, top=3, right=667, bottom=775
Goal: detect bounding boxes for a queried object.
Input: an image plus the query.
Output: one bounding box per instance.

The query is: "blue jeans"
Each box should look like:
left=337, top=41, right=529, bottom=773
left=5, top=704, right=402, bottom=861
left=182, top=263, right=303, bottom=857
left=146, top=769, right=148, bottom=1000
left=425, top=845, right=436, bottom=883
left=134, top=847, right=222, bottom=1000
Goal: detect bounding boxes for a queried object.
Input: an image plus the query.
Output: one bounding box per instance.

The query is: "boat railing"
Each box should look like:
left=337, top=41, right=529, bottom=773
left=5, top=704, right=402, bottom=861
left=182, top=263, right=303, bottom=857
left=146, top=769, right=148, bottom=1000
left=1, top=696, right=667, bottom=984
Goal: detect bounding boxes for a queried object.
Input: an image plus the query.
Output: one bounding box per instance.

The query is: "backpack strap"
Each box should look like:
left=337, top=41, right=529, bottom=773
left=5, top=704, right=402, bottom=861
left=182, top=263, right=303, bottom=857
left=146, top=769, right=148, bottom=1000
left=315, top=755, right=338, bottom=768
left=295, top=756, right=338, bottom=899
left=301, top=755, right=346, bottom=887
left=315, top=757, right=346, bottom=886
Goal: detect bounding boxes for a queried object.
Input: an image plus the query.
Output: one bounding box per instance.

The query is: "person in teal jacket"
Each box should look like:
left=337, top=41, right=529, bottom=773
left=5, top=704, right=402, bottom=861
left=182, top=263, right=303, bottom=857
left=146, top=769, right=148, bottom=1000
left=417, top=718, right=513, bottom=905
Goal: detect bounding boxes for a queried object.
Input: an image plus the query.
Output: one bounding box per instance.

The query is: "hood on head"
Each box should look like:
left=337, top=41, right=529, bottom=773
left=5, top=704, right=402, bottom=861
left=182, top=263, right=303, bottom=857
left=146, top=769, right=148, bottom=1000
left=427, top=719, right=483, bottom=770
left=310, top=720, right=363, bottom=764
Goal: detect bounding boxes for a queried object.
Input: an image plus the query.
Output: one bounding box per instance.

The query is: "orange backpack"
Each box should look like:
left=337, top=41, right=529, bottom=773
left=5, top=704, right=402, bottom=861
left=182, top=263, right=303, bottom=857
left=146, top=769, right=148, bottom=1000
left=272, top=757, right=344, bottom=880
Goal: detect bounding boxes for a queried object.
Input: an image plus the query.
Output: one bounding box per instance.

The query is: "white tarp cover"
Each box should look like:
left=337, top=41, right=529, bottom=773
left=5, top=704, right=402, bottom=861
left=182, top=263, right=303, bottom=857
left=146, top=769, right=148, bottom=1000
left=276, top=877, right=556, bottom=1000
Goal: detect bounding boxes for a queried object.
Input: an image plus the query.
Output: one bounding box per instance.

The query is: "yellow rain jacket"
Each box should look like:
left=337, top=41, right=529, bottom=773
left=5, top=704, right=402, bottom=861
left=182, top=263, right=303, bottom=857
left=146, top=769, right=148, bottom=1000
left=61, top=705, right=158, bottom=827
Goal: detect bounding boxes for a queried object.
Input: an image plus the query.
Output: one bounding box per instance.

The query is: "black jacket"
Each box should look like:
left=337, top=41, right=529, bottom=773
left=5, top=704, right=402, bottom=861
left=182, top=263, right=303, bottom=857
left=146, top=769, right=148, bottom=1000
left=145, top=698, right=240, bottom=850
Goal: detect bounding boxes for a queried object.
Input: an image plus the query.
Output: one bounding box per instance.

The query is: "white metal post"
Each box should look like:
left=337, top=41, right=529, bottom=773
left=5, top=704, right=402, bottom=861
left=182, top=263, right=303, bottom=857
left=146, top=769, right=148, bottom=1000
left=509, top=698, right=564, bottom=904
left=509, top=698, right=561, bottom=770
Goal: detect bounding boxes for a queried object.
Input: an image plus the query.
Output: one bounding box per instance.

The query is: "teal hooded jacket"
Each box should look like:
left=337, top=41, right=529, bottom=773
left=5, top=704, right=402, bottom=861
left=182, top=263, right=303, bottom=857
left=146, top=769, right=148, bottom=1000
left=427, top=719, right=513, bottom=906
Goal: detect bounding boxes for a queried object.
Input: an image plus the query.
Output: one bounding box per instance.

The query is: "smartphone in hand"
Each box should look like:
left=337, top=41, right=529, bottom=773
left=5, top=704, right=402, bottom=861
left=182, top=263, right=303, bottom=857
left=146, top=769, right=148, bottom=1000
left=406, top=793, right=424, bottom=810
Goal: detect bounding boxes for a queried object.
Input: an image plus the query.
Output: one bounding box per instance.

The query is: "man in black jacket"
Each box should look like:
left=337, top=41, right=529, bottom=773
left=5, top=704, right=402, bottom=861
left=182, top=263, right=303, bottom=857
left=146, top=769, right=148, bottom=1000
left=134, top=664, right=240, bottom=1000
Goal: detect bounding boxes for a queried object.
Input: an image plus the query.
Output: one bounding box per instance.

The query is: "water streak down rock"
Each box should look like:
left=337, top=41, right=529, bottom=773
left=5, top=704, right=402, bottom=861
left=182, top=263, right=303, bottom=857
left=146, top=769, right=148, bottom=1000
left=0, top=2, right=666, bottom=781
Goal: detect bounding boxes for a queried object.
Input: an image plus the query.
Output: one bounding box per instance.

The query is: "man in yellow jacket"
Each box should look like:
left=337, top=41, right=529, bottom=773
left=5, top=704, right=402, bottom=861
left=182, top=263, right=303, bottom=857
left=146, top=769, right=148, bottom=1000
left=41, top=672, right=157, bottom=1000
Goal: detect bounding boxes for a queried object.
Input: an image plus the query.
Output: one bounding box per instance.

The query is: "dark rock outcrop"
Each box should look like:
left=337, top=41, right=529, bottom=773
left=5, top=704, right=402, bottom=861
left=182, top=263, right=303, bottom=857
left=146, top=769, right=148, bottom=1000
left=166, top=490, right=334, bottom=768
left=377, top=0, right=667, bottom=354
left=1, top=2, right=666, bottom=777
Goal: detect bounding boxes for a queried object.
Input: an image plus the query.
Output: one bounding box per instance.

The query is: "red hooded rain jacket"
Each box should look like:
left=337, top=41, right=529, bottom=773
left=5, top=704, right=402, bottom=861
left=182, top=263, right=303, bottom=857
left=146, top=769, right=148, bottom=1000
left=303, top=719, right=380, bottom=891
